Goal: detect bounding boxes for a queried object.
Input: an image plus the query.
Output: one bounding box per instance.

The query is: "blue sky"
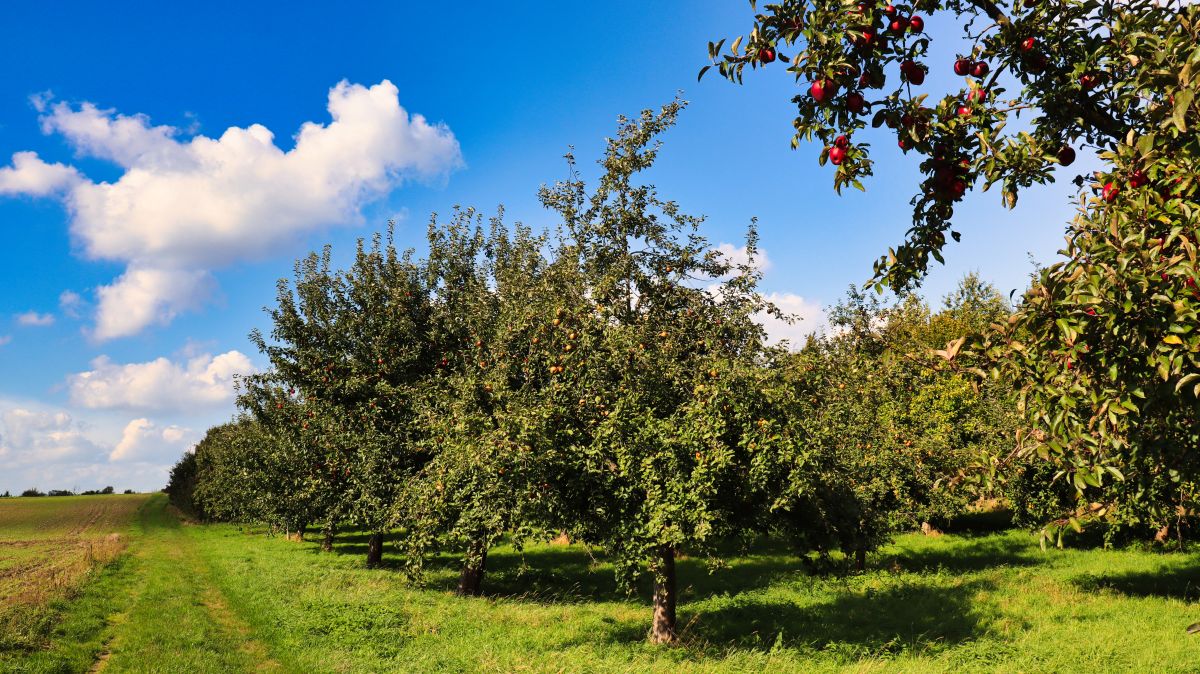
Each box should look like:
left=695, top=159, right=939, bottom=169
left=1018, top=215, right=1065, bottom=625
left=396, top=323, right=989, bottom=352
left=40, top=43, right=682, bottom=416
left=0, top=1, right=1087, bottom=492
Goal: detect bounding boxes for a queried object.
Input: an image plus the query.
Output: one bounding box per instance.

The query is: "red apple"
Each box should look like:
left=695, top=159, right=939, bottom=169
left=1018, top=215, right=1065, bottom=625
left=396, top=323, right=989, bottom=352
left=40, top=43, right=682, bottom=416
left=884, top=4, right=897, bottom=17
left=846, top=91, right=866, bottom=114
left=758, top=48, right=776, bottom=64
left=951, top=178, right=968, bottom=199
left=968, top=88, right=987, bottom=103
left=971, top=61, right=990, bottom=77
left=853, top=27, right=878, bottom=50
left=1080, top=72, right=1100, bottom=90
left=834, top=134, right=850, bottom=148
left=889, top=17, right=909, bottom=33
left=901, top=61, right=925, bottom=85
left=810, top=79, right=836, bottom=104
left=954, top=58, right=971, bottom=76
left=829, top=145, right=847, bottom=165
left=909, top=16, right=924, bottom=32
left=1129, top=170, right=1149, bottom=189
left=1102, top=181, right=1120, bottom=203
left=1020, top=37, right=1036, bottom=52
left=957, top=104, right=972, bottom=117
left=1057, top=145, right=1076, bottom=166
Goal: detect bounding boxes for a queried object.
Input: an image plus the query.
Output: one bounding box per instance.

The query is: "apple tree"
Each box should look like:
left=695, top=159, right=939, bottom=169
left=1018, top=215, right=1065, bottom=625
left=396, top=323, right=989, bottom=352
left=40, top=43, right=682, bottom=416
left=774, top=278, right=1016, bottom=567
left=396, top=208, right=575, bottom=595
left=708, top=1, right=1200, bottom=533
left=536, top=100, right=791, bottom=643
left=249, top=228, right=437, bottom=565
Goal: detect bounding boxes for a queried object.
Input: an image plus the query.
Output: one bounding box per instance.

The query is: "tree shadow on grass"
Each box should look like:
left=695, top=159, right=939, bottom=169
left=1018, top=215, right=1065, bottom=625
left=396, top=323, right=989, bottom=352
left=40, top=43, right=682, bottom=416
left=685, top=577, right=997, bottom=656
left=1074, top=562, right=1200, bottom=601
left=880, top=533, right=1041, bottom=574
left=321, top=530, right=1017, bottom=656
left=318, top=532, right=414, bottom=572
left=566, top=576, right=1000, bottom=657
left=939, top=508, right=1015, bottom=536
left=422, top=534, right=1037, bottom=607
left=467, top=546, right=804, bottom=605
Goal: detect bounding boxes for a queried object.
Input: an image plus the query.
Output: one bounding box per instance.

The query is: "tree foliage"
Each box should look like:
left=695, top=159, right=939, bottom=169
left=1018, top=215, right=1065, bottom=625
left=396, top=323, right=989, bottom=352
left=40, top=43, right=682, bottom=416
left=709, top=0, right=1200, bottom=538
left=163, top=102, right=1036, bottom=642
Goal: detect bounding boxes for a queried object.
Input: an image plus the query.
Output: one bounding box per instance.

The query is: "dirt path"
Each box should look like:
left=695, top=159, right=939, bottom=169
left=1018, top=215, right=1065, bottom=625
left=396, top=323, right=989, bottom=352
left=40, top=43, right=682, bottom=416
left=89, top=495, right=281, bottom=673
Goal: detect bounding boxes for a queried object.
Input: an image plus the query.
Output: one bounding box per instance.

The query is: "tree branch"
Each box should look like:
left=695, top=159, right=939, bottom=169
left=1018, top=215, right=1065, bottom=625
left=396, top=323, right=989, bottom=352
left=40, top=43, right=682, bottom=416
left=968, top=0, right=1126, bottom=141
left=1075, top=95, right=1127, bottom=141
left=967, top=0, right=1011, bottom=26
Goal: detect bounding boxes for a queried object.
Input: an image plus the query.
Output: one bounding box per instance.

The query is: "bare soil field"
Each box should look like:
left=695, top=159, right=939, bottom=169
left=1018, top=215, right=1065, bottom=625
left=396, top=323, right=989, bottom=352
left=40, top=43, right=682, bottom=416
left=0, top=494, right=148, bottom=651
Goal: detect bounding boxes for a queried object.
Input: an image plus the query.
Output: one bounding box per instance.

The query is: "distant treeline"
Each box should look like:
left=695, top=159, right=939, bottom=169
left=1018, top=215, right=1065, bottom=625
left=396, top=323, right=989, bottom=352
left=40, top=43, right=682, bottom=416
left=4, top=487, right=137, bottom=497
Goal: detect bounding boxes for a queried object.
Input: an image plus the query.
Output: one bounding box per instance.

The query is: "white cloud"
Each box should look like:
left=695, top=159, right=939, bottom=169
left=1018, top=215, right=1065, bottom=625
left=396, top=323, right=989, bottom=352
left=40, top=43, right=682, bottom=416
left=110, top=418, right=193, bottom=462
left=0, top=336, right=10, bottom=347
left=0, top=151, right=82, bottom=196
left=0, top=80, right=463, bottom=340
left=0, top=398, right=199, bottom=493
left=93, top=267, right=213, bottom=340
left=59, top=290, right=83, bottom=319
left=0, top=407, right=104, bottom=468
left=758, top=292, right=827, bottom=348
left=715, top=242, right=772, bottom=274
left=68, top=350, right=255, bottom=412
left=15, top=311, right=55, bottom=327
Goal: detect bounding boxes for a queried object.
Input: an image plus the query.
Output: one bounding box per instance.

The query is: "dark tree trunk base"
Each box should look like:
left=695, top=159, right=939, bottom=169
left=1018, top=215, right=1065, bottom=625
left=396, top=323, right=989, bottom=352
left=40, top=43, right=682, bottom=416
left=650, top=546, right=677, bottom=644
left=366, top=533, right=383, bottom=567
left=457, top=543, right=488, bottom=596
left=854, top=547, right=866, bottom=572
left=321, top=526, right=336, bottom=552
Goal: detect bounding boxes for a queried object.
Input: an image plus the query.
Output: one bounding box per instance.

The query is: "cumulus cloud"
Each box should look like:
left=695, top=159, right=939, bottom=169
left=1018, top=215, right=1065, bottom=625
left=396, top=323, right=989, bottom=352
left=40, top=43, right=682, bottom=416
left=68, top=350, right=255, bottom=412
left=714, top=242, right=772, bottom=274
left=93, top=267, right=214, bottom=340
left=0, top=151, right=82, bottom=196
left=0, top=398, right=199, bottom=493
left=0, top=80, right=463, bottom=339
left=110, top=418, right=192, bottom=462
left=15, top=311, right=55, bottom=327
left=0, top=407, right=104, bottom=468
left=758, top=292, right=827, bottom=348
left=59, top=290, right=83, bottom=318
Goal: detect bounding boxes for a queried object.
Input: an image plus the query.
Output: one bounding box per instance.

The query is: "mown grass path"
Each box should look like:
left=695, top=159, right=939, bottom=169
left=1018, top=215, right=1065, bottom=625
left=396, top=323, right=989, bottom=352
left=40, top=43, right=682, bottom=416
left=88, top=494, right=278, bottom=674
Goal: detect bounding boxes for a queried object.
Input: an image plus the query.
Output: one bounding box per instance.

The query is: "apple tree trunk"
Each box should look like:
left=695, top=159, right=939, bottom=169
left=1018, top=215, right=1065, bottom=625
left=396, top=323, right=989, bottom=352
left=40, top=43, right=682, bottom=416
left=366, top=532, right=383, bottom=567
left=650, top=546, right=678, bottom=644
left=457, top=541, right=488, bottom=596
left=321, top=524, right=336, bottom=552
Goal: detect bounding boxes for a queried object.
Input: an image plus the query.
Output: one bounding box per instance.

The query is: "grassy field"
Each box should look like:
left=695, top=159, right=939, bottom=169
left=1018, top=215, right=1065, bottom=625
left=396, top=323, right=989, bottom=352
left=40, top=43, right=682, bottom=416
left=5, top=494, right=1200, bottom=672
left=0, top=494, right=148, bottom=661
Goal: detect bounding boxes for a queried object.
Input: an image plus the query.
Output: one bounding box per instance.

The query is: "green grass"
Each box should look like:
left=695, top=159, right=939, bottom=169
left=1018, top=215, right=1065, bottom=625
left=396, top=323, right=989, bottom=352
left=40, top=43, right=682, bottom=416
left=189, top=523, right=1200, bottom=673
left=6, top=495, right=1200, bottom=672
left=0, top=494, right=148, bottom=673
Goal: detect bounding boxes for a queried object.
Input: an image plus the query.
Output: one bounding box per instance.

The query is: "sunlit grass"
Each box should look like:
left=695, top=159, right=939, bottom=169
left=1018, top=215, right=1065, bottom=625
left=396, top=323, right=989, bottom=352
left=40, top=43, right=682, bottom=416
left=194, top=512, right=1200, bottom=672
left=6, top=495, right=1200, bottom=672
